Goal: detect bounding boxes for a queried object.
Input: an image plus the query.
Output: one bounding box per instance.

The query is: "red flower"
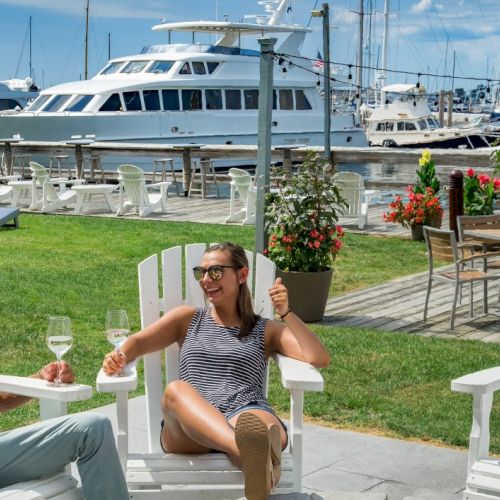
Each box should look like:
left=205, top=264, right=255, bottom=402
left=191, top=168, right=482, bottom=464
left=467, top=168, right=475, bottom=177
left=313, top=240, right=321, bottom=249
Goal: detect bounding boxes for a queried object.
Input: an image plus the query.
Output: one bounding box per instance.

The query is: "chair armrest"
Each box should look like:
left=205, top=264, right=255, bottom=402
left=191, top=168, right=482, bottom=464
left=458, top=251, right=500, bottom=264
left=96, top=362, right=138, bottom=393
left=148, top=182, right=171, bottom=189
left=451, top=366, right=500, bottom=395
left=363, top=189, right=378, bottom=201
left=0, top=375, right=92, bottom=402
left=273, top=354, right=324, bottom=392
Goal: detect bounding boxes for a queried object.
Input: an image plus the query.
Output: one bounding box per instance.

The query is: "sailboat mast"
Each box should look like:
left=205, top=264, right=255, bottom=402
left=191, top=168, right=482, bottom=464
left=356, top=0, right=364, bottom=111
left=29, top=16, right=32, bottom=80
left=84, top=0, right=90, bottom=80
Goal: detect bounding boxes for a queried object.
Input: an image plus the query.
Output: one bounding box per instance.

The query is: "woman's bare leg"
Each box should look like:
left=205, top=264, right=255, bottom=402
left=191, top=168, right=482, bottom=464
left=161, top=380, right=242, bottom=467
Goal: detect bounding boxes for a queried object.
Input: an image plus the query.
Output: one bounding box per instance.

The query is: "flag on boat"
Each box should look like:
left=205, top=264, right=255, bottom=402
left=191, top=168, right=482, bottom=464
left=313, top=50, right=324, bottom=69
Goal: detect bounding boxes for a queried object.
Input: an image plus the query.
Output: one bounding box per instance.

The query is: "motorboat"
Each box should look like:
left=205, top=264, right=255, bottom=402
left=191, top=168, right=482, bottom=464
left=0, top=0, right=367, bottom=150
left=365, top=84, right=494, bottom=149
left=0, top=78, right=39, bottom=111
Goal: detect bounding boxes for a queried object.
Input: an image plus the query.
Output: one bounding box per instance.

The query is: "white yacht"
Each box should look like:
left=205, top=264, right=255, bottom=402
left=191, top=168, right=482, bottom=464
left=0, top=78, right=39, bottom=111
left=0, top=0, right=367, bottom=149
left=365, top=84, right=493, bottom=149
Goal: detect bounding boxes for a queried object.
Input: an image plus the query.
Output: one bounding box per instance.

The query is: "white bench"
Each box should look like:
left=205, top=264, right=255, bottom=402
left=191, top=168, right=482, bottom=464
left=71, top=184, right=117, bottom=214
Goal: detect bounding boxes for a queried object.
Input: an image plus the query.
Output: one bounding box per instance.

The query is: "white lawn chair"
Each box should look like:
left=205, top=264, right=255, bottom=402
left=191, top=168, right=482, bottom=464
left=0, top=375, right=92, bottom=499
left=336, top=171, right=377, bottom=229
left=0, top=185, right=13, bottom=204
left=116, top=164, right=170, bottom=218
left=225, top=168, right=257, bottom=225
left=452, top=367, right=500, bottom=499
left=96, top=244, right=324, bottom=498
left=29, top=162, right=77, bottom=213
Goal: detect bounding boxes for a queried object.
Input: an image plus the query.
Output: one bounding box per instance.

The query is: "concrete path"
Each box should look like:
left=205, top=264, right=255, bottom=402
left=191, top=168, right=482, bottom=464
left=91, top=395, right=467, bottom=500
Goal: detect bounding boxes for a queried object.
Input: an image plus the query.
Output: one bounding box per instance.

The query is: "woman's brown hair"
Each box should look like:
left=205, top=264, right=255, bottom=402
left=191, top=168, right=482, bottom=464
left=206, top=242, right=258, bottom=339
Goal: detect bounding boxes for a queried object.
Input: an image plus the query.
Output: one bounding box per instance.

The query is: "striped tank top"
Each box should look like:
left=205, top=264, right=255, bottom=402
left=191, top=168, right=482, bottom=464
left=179, top=307, right=273, bottom=418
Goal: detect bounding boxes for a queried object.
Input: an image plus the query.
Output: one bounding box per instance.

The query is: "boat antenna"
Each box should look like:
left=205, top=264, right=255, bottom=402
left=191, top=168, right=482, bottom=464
left=108, top=32, right=111, bottom=60
left=84, top=0, right=90, bottom=80
left=29, top=16, right=32, bottom=79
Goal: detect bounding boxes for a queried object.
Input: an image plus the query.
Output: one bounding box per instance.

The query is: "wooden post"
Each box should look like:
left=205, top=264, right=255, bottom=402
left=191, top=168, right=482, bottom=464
left=438, top=90, right=445, bottom=127
left=182, top=148, right=191, bottom=197
left=4, top=142, right=13, bottom=176
left=449, top=169, right=464, bottom=236
left=74, top=145, right=84, bottom=179
left=255, top=37, right=276, bottom=255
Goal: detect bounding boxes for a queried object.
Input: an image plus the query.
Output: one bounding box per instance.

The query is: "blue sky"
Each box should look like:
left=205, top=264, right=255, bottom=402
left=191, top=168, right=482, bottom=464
left=0, top=0, right=498, bottom=93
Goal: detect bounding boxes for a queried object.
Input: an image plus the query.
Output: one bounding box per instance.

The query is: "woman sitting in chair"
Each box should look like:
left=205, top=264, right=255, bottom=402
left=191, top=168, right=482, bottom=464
left=103, top=242, right=330, bottom=500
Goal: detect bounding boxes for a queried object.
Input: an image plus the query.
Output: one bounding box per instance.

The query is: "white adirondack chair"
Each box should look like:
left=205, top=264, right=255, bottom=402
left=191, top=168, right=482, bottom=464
left=96, top=244, right=324, bottom=498
left=29, top=162, right=77, bottom=213
left=116, top=164, right=170, bottom=218
left=0, top=185, right=13, bottom=203
left=225, top=168, right=257, bottom=225
left=452, top=367, right=500, bottom=499
left=336, top=171, right=377, bottom=229
left=0, top=375, right=93, bottom=499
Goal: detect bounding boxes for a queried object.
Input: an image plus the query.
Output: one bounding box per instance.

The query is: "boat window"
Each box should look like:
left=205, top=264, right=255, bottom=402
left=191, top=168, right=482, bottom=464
left=26, top=95, right=52, bottom=111
left=179, top=63, right=192, bottom=75
left=147, top=61, right=174, bottom=74
left=244, top=89, right=259, bottom=109
left=397, top=122, right=405, bottom=131
left=279, top=89, right=293, bottom=110
left=143, top=90, right=161, bottom=111
left=418, top=119, right=428, bottom=130
left=123, top=91, right=142, bottom=111
left=99, top=93, right=122, bottom=112
left=100, top=62, right=124, bottom=75
left=192, top=62, right=206, bottom=75
left=225, top=89, right=241, bottom=110
left=66, top=95, right=93, bottom=112
left=207, top=62, right=219, bottom=74
left=375, top=122, right=385, bottom=131
left=405, top=122, right=417, bottom=131
left=162, top=89, right=180, bottom=110
left=427, top=118, right=439, bottom=129
left=121, top=61, right=148, bottom=74
left=0, top=99, right=22, bottom=110
left=42, top=95, right=72, bottom=112
left=205, top=89, right=222, bottom=110
left=385, top=122, right=394, bottom=131
left=295, top=90, right=312, bottom=110
left=182, top=89, right=202, bottom=110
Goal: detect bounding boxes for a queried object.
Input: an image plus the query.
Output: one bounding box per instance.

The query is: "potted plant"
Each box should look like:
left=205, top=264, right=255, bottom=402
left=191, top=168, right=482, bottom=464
left=464, top=168, right=500, bottom=215
left=383, top=185, right=443, bottom=241
left=264, top=151, right=347, bottom=322
left=414, top=149, right=440, bottom=195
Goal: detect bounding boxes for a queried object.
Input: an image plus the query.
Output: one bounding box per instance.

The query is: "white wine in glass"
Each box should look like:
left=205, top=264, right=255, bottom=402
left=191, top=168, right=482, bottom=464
left=46, top=316, right=72, bottom=385
left=105, top=310, right=130, bottom=375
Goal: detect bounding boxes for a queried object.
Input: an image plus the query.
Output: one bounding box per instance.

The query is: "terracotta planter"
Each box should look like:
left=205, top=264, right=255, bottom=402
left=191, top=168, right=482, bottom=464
left=410, top=223, right=424, bottom=241
left=277, top=268, right=333, bottom=322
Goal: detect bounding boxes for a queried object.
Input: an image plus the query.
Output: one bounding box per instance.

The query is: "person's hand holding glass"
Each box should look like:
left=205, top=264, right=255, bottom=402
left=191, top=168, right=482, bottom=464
left=46, top=316, right=73, bottom=386
left=104, top=310, right=130, bottom=376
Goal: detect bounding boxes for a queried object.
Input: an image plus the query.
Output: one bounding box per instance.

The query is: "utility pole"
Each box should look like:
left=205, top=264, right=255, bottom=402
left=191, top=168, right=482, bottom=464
left=84, top=0, right=90, bottom=80
left=255, top=37, right=276, bottom=255
left=356, top=0, right=364, bottom=112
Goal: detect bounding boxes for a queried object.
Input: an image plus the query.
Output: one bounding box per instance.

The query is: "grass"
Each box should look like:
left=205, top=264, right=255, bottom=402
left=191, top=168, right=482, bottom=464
left=2, top=214, right=498, bottom=453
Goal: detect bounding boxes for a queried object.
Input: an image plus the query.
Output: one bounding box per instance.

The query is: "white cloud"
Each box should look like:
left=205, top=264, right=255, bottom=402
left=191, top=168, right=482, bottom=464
left=411, top=0, right=433, bottom=13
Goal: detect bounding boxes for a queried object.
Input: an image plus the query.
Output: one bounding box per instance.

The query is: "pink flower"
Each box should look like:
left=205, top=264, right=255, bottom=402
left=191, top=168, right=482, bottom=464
left=313, top=240, right=321, bottom=249
left=494, top=178, right=500, bottom=191
left=467, top=168, right=475, bottom=177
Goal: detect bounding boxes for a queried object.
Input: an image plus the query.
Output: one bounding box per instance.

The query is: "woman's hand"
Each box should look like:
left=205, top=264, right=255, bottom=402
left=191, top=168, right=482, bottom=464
left=268, top=277, right=290, bottom=318
left=38, top=361, right=75, bottom=384
left=103, top=350, right=127, bottom=375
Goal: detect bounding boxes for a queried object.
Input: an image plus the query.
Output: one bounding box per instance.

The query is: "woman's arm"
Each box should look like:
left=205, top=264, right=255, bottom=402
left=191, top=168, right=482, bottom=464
left=103, top=305, right=196, bottom=374
left=265, top=278, right=330, bottom=368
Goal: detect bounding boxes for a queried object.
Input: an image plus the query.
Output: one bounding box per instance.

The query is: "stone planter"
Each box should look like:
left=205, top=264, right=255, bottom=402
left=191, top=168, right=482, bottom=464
left=276, top=268, right=333, bottom=322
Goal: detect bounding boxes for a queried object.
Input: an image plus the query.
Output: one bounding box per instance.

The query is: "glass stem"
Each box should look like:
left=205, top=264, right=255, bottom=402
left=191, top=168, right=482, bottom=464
left=55, top=356, right=61, bottom=383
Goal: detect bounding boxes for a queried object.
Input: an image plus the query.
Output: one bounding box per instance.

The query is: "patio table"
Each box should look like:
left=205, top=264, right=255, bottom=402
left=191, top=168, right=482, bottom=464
left=463, top=228, right=500, bottom=242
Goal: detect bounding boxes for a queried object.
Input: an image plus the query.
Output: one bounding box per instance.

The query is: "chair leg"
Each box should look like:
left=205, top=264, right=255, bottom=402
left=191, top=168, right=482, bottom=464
left=450, top=284, right=460, bottom=330
left=423, top=274, right=433, bottom=321
left=483, top=280, right=488, bottom=314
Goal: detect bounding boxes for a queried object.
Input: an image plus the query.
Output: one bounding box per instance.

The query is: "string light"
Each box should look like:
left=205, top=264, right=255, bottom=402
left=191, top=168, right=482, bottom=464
left=416, top=73, right=421, bottom=89
left=348, top=64, right=353, bottom=80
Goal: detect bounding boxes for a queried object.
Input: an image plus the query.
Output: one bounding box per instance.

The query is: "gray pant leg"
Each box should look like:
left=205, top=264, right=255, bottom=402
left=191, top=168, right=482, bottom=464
left=0, top=412, right=128, bottom=500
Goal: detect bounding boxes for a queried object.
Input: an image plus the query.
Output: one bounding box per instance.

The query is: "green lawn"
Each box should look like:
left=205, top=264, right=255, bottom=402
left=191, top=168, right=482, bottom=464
left=2, top=214, right=498, bottom=453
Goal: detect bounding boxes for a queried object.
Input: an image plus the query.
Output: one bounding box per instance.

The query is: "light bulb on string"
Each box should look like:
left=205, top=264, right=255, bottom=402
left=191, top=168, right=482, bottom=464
left=416, top=73, right=421, bottom=89
left=486, top=81, right=491, bottom=93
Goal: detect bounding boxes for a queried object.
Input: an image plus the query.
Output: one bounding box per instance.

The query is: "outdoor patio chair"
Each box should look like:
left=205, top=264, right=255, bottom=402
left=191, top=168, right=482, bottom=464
left=96, top=243, right=324, bottom=498
left=335, top=171, right=377, bottom=229
left=0, top=185, right=13, bottom=204
left=116, top=164, right=170, bottom=217
left=29, top=161, right=77, bottom=213
left=452, top=366, right=500, bottom=499
left=423, top=226, right=500, bottom=330
left=0, top=374, right=92, bottom=499
left=225, top=168, right=257, bottom=225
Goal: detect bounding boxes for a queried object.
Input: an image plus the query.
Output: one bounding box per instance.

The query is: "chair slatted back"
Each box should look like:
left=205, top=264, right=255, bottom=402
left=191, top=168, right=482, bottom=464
left=228, top=168, right=253, bottom=204
left=424, top=226, right=457, bottom=264
left=29, top=161, right=59, bottom=202
left=336, top=171, right=364, bottom=217
left=138, top=244, right=275, bottom=453
left=457, top=214, right=500, bottom=246
left=118, top=164, right=149, bottom=207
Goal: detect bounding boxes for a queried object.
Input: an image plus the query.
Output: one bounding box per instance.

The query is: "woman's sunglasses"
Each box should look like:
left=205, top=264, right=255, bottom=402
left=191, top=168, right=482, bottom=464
left=192, top=265, right=240, bottom=281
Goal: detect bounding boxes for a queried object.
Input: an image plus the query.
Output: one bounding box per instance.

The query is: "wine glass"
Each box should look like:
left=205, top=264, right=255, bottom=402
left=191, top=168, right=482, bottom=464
left=105, top=310, right=130, bottom=374
left=46, top=316, right=72, bottom=386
